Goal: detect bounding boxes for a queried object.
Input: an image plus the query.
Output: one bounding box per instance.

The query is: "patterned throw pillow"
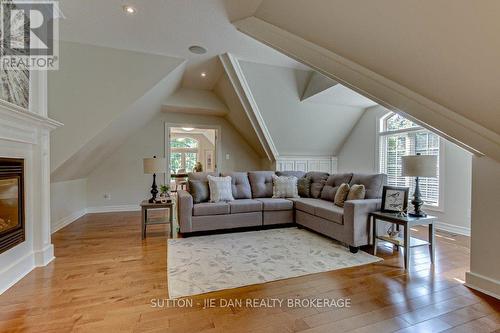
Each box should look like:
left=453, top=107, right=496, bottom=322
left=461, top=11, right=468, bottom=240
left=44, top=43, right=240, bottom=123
left=334, top=183, right=350, bottom=207
left=207, top=175, right=234, bottom=202
left=272, top=175, right=299, bottom=198
left=297, top=177, right=311, bottom=198
left=347, top=184, right=366, bottom=201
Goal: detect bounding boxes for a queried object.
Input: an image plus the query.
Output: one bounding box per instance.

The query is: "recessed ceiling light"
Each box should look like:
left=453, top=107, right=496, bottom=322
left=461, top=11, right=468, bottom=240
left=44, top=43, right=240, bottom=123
left=182, top=127, right=194, bottom=131
left=123, top=5, right=136, bottom=15
left=201, top=72, right=207, bottom=78
left=188, top=45, right=207, bottom=54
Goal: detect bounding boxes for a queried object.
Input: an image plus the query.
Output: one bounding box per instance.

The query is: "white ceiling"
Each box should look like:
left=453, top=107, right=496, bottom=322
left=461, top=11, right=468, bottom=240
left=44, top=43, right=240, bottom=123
left=306, top=84, right=378, bottom=108
left=57, top=0, right=307, bottom=90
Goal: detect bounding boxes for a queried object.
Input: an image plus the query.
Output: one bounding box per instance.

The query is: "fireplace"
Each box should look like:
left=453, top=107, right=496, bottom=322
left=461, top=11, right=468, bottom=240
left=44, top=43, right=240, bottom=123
left=0, top=158, right=25, bottom=254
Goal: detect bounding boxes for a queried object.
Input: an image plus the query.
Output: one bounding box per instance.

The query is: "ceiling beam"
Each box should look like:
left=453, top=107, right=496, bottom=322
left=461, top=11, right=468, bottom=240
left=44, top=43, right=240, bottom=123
left=233, top=16, right=500, bottom=163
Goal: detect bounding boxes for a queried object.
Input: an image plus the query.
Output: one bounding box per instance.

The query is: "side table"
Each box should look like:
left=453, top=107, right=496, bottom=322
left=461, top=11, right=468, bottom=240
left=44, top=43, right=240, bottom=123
left=140, top=200, right=174, bottom=239
left=370, top=211, right=437, bottom=270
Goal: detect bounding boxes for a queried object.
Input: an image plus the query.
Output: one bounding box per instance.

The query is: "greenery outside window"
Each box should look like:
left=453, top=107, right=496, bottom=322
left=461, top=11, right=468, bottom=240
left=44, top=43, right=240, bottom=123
left=379, top=113, right=441, bottom=207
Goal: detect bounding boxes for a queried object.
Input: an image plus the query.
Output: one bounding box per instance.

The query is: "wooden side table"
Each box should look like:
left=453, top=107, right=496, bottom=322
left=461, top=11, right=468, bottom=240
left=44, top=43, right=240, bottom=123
left=140, top=200, right=174, bottom=239
left=370, top=211, right=437, bottom=270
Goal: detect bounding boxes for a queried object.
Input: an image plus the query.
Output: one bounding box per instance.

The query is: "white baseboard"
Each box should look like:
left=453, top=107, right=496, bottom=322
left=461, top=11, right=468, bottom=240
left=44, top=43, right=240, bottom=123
left=0, top=251, right=35, bottom=295
left=434, top=221, right=471, bottom=236
left=465, top=271, right=500, bottom=300
left=51, top=208, right=87, bottom=234
left=86, top=205, right=141, bottom=213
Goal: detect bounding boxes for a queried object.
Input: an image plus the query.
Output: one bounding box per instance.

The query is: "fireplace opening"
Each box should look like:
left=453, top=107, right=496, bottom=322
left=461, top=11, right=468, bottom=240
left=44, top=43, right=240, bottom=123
left=0, top=158, right=25, bottom=254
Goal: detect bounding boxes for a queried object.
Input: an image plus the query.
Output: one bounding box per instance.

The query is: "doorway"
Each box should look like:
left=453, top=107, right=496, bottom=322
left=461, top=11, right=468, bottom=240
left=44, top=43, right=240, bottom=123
left=166, top=125, right=219, bottom=191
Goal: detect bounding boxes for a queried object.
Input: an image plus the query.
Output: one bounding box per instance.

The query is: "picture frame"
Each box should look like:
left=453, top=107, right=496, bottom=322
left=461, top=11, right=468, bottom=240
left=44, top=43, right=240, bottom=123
left=205, top=150, right=214, bottom=171
left=381, top=186, right=409, bottom=213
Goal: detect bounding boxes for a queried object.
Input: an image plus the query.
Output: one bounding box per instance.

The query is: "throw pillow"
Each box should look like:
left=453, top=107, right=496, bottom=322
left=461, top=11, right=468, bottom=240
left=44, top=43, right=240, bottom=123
left=334, top=183, right=350, bottom=207
left=297, top=177, right=311, bottom=197
left=347, top=184, right=366, bottom=201
left=272, top=175, right=299, bottom=198
left=188, top=180, right=210, bottom=204
left=207, top=175, right=234, bottom=202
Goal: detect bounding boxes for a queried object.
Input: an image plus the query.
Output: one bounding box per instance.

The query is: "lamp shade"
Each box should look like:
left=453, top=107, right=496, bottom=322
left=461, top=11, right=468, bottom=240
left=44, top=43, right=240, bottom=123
left=401, top=155, right=437, bottom=177
left=143, top=157, right=166, bottom=174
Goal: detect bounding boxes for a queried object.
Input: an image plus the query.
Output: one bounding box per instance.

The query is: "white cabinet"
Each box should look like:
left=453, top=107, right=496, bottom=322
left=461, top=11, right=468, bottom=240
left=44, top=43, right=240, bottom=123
left=276, top=156, right=338, bottom=174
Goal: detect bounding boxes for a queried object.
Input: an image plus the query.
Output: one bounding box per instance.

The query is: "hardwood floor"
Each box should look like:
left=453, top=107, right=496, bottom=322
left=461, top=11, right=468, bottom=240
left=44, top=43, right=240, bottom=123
left=0, top=211, right=498, bottom=332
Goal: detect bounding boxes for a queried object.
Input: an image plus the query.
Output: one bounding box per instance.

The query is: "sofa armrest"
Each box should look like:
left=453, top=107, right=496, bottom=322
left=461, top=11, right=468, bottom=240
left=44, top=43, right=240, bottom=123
left=343, top=199, right=382, bottom=247
left=177, top=190, right=193, bottom=233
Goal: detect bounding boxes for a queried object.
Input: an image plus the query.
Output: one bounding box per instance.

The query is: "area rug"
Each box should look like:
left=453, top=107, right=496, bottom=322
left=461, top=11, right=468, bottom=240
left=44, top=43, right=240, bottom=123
left=167, top=227, right=382, bottom=298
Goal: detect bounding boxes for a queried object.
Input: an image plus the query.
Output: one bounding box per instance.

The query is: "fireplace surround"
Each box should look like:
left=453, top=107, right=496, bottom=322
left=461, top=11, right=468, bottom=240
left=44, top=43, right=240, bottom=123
left=0, top=158, right=25, bottom=254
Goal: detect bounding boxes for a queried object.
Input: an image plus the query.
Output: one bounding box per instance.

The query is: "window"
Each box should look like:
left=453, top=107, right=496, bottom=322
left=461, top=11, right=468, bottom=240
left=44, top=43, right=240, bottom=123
left=170, top=137, right=198, bottom=173
left=379, top=113, right=441, bottom=207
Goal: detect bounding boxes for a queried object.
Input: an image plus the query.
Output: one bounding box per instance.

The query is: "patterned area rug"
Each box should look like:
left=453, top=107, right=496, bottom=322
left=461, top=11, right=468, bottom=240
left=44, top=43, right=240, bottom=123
left=167, top=227, right=382, bottom=298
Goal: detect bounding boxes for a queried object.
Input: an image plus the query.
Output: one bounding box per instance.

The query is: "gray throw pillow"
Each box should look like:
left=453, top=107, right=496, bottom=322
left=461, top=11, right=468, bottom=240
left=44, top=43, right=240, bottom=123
left=297, top=177, right=311, bottom=198
left=188, top=180, right=209, bottom=204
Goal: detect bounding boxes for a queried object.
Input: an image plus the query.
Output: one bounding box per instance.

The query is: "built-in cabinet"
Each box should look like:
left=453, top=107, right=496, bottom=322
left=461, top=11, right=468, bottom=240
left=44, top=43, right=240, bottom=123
left=276, top=156, right=338, bottom=174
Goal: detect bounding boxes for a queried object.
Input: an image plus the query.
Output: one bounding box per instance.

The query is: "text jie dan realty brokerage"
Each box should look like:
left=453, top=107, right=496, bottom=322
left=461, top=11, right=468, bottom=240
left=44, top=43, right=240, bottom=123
left=151, top=297, right=352, bottom=309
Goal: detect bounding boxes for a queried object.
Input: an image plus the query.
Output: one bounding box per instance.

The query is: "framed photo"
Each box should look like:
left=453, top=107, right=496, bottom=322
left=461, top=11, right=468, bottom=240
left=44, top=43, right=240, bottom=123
left=205, top=150, right=214, bottom=171
left=381, top=186, right=409, bottom=213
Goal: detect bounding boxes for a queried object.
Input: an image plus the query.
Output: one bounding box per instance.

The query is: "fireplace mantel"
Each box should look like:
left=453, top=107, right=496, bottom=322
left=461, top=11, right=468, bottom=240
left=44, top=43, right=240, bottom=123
left=0, top=97, right=62, bottom=294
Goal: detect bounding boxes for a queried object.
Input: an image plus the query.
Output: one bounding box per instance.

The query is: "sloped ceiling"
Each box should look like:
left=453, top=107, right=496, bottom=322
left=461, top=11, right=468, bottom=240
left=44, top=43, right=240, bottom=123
left=238, top=60, right=366, bottom=156
left=253, top=0, right=500, bottom=135
left=49, top=41, right=185, bottom=180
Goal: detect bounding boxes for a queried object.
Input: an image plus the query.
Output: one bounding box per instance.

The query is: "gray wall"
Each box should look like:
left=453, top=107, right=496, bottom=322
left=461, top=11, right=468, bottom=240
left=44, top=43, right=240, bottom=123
left=338, top=106, right=472, bottom=234
left=50, top=179, right=87, bottom=232
left=85, top=112, right=263, bottom=208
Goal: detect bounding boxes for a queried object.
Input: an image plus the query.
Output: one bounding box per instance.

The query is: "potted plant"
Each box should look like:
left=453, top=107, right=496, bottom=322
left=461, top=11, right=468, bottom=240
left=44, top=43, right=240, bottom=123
left=159, top=184, right=170, bottom=202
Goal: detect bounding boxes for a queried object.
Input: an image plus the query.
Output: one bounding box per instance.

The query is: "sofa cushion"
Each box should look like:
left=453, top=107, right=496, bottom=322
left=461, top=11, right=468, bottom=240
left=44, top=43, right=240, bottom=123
left=207, top=175, right=234, bottom=202
left=276, top=170, right=306, bottom=179
left=222, top=172, right=252, bottom=199
left=188, top=180, right=210, bottom=204
left=306, top=172, right=329, bottom=198
left=349, top=174, right=387, bottom=199
left=321, top=173, right=353, bottom=201
left=297, top=176, right=312, bottom=198
left=292, top=198, right=320, bottom=215
left=248, top=171, right=275, bottom=198
left=292, top=198, right=344, bottom=224
left=255, top=198, right=293, bottom=211
left=188, top=172, right=219, bottom=192
left=347, top=184, right=366, bottom=201
left=272, top=175, right=299, bottom=198
left=193, top=202, right=230, bottom=216
left=188, top=172, right=219, bottom=182
left=315, top=204, right=344, bottom=225
left=334, top=183, right=350, bottom=207
left=228, top=199, right=263, bottom=214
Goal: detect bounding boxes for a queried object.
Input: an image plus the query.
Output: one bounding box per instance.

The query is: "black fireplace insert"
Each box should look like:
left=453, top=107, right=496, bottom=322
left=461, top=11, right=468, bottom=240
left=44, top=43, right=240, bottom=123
left=0, top=158, right=25, bottom=254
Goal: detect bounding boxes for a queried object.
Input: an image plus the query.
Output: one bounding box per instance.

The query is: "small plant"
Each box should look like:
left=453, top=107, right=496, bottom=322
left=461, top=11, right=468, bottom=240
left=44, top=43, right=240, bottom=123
left=160, top=184, right=170, bottom=195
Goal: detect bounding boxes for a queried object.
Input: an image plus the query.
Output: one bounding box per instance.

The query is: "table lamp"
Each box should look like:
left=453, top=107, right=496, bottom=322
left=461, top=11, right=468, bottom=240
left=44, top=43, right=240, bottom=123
left=402, top=153, right=437, bottom=217
left=143, top=156, right=166, bottom=203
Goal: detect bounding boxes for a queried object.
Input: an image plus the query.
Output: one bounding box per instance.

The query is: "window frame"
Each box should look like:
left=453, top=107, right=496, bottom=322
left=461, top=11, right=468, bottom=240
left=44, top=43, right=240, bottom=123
left=376, top=112, right=445, bottom=212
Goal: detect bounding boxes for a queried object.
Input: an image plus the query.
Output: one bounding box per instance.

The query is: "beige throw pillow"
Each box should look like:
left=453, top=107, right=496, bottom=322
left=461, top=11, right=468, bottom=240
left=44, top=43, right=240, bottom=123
left=347, top=184, right=366, bottom=201
left=334, top=183, right=350, bottom=207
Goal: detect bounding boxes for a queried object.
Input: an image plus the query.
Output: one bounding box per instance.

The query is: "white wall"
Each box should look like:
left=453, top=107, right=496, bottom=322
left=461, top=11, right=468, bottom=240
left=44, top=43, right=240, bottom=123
left=466, top=156, right=500, bottom=298
left=338, top=106, right=472, bottom=234
left=49, top=41, right=184, bottom=174
left=85, top=112, right=263, bottom=209
left=239, top=61, right=366, bottom=156
left=50, top=179, right=87, bottom=233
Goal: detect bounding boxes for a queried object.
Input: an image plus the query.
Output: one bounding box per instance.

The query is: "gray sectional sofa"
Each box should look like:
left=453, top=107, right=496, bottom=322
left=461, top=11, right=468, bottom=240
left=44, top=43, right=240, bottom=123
left=177, top=170, right=387, bottom=253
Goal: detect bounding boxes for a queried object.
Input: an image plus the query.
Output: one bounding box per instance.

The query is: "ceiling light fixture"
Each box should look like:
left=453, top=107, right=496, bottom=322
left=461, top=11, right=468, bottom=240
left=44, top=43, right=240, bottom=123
left=123, top=5, right=136, bottom=15
left=188, top=45, right=207, bottom=54
left=200, top=72, right=207, bottom=78
left=182, top=127, right=194, bottom=131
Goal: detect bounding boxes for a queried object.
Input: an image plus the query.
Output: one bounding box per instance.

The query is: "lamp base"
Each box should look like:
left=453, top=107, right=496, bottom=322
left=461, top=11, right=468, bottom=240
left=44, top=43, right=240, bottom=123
left=409, top=211, right=427, bottom=218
